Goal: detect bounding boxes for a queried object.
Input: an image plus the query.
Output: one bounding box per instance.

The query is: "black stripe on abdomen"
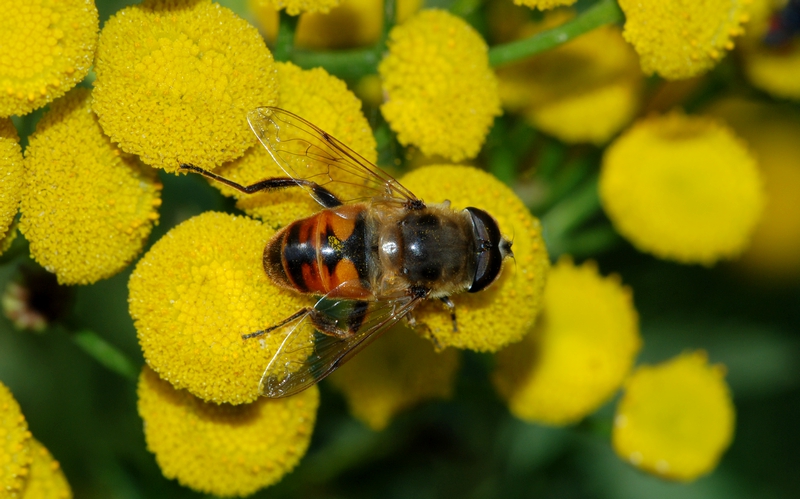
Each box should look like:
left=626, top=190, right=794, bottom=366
left=282, top=221, right=317, bottom=292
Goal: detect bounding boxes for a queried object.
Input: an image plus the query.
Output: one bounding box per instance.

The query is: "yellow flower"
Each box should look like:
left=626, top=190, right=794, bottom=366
left=1, top=118, right=23, bottom=244
left=514, top=0, right=576, bottom=10
left=251, top=0, right=340, bottom=16
left=137, top=367, right=318, bottom=497
left=618, top=0, right=751, bottom=80
left=129, top=211, right=308, bottom=405
left=213, top=61, right=376, bottom=229
left=250, top=0, right=423, bottom=49
left=740, top=0, right=800, bottom=100
left=493, top=258, right=640, bottom=425
left=599, top=112, right=764, bottom=265
left=328, top=325, right=460, bottom=430
left=20, top=439, right=72, bottom=499
left=20, top=88, right=161, bottom=285
left=93, top=0, right=277, bottom=171
left=706, top=97, right=800, bottom=281
left=0, top=381, right=32, bottom=497
left=0, top=0, right=98, bottom=117
left=612, top=351, right=735, bottom=482
left=379, top=9, right=501, bottom=162
left=399, top=165, right=550, bottom=352
left=497, top=10, right=642, bottom=145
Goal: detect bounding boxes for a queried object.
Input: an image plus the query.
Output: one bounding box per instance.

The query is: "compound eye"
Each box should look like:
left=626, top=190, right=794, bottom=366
left=465, top=207, right=503, bottom=293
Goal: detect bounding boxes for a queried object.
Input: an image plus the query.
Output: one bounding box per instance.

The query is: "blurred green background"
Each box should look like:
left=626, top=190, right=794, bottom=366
left=2, top=0, right=800, bottom=498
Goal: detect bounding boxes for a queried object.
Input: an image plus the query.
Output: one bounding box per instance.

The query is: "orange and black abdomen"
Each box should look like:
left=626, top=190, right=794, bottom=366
left=264, top=204, right=373, bottom=299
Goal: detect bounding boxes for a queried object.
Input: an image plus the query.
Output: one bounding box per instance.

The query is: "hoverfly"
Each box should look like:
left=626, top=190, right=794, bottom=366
left=180, top=107, right=513, bottom=398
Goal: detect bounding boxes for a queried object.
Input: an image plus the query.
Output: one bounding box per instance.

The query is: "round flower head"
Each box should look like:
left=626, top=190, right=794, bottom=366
left=328, top=325, right=460, bottom=430
left=19, top=439, right=72, bottom=499
left=251, top=0, right=340, bottom=16
left=497, top=11, right=642, bottom=145
left=399, top=165, right=549, bottom=352
left=0, top=0, right=98, bottom=117
left=0, top=381, right=32, bottom=497
left=212, top=62, right=377, bottom=229
left=706, top=97, right=800, bottom=280
left=740, top=0, right=800, bottom=99
left=612, top=351, right=735, bottom=482
left=493, top=258, right=641, bottom=426
left=137, top=367, right=318, bottom=497
left=618, top=0, right=751, bottom=80
left=379, top=9, right=501, bottom=162
left=20, top=88, right=161, bottom=285
left=600, top=112, right=764, bottom=265
left=514, top=0, right=576, bottom=10
left=93, top=0, right=277, bottom=171
left=250, top=0, right=423, bottom=49
left=129, top=211, right=310, bottom=404
left=0, top=118, right=23, bottom=243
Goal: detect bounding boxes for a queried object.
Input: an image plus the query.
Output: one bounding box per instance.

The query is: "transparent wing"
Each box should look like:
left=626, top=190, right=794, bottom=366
left=247, top=107, right=419, bottom=206
left=259, top=293, right=422, bottom=398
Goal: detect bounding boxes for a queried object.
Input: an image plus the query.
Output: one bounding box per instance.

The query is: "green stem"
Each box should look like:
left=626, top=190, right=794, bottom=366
left=292, top=48, right=382, bottom=79
left=541, top=176, right=602, bottom=255
left=488, top=0, right=624, bottom=67
left=557, top=224, right=622, bottom=258
left=274, top=10, right=299, bottom=62
left=71, top=329, right=139, bottom=381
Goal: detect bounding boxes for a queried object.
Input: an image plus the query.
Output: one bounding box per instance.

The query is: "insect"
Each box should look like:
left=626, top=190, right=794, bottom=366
left=179, top=107, right=513, bottom=398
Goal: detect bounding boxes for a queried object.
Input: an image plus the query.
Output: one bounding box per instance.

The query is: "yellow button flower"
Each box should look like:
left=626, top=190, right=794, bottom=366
left=20, top=88, right=161, bottom=285
left=706, top=97, right=800, bottom=280
left=213, top=61, right=377, bottom=229
left=251, top=0, right=340, bottom=16
left=740, top=0, right=800, bottom=99
left=493, top=258, right=640, bottom=426
left=618, top=0, right=751, bottom=80
left=129, top=211, right=308, bottom=405
left=400, top=165, right=550, bottom=352
left=0, top=0, right=98, bottom=117
left=497, top=10, right=642, bottom=145
left=0, top=381, right=32, bottom=497
left=0, top=118, right=23, bottom=245
left=137, top=367, right=318, bottom=497
left=613, top=351, right=735, bottom=482
left=379, top=9, right=501, bottom=162
left=514, top=0, right=577, bottom=10
left=93, top=0, right=277, bottom=171
left=20, top=439, right=72, bottom=499
left=250, top=0, right=422, bottom=49
left=600, top=112, right=764, bottom=265
left=328, top=325, right=460, bottom=430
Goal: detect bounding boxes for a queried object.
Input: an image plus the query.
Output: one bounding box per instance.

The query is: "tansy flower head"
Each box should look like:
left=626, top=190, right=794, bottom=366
left=618, top=0, right=751, bottom=80
left=379, top=9, right=501, bottom=162
left=20, top=88, right=161, bottom=285
left=129, top=211, right=308, bottom=405
left=212, top=62, right=376, bottom=229
left=612, top=351, right=735, bottom=482
left=707, top=97, right=800, bottom=281
left=497, top=11, right=642, bottom=145
left=0, top=118, right=23, bottom=243
left=740, top=0, right=800, bottom=99
left=599, top=111, right=764, bottom=265
left=328, top=326, right=460, bottom=430
left=251, top=0, right=340, bottom=16
left=514, top=0, right=576, bottom=10
left=137, top=367, right=318, bottom=497
left=399, top=165, right=549, bottom=352
left=20, top=439, right=72, bottom=499
left=0, top=0, right=98, bottom=117
left=493, top=258, right=641, bottom=426
left=250, top=0, right=423, bottom=49
left=0, top=381, right=32, bottom=497
left=93, top=0, right=277, bottom=171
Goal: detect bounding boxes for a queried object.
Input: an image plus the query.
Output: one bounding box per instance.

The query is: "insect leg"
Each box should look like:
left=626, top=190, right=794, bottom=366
left=242, top=308, right=310, bottom=339
left=179, top=164, right=343, bottom=208
left=307, top=300, right=371, bottom=339
left=439, top=296, right=458, bottom=332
